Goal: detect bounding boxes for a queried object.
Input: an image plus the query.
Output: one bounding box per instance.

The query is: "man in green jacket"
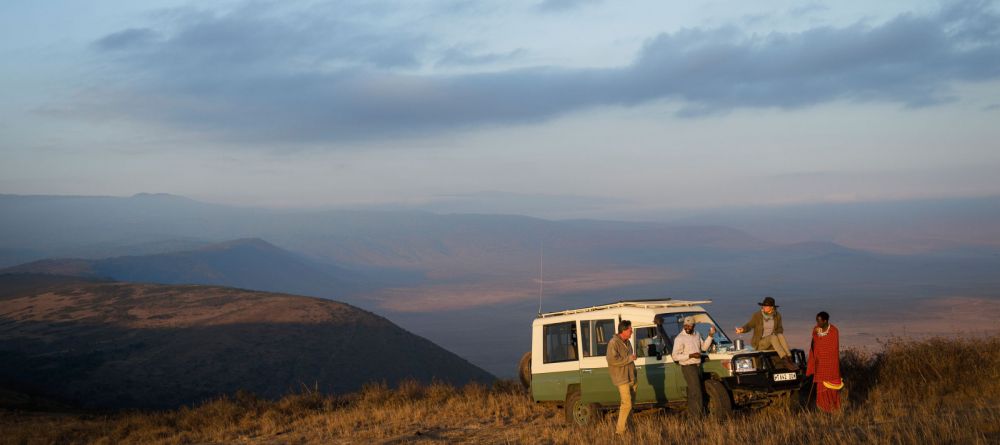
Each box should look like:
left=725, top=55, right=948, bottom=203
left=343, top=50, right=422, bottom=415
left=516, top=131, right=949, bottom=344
left=606, top=320, right=637, bottom=435
left=735, top=297, right=797, bottom=370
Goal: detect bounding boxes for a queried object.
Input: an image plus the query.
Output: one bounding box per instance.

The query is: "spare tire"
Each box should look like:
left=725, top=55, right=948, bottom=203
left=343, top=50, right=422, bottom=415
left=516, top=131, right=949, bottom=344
left=518, top=351, right=532, bottom=390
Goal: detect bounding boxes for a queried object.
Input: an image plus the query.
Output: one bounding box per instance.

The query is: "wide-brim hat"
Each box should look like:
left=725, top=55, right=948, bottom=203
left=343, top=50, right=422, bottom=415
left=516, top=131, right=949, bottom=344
left=757, top=296, right=779, bottom=307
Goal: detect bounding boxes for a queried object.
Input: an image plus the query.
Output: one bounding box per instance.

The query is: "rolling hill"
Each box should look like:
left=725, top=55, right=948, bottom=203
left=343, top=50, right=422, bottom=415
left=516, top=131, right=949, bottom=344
left=0, top=238, right=362, bottom=302
left=0, top=274, right=494, bottom=409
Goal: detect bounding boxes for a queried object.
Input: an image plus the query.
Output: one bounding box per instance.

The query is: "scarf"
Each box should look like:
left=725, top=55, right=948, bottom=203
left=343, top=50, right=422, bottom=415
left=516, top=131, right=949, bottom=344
left=761, top=309, right=774, bottom=321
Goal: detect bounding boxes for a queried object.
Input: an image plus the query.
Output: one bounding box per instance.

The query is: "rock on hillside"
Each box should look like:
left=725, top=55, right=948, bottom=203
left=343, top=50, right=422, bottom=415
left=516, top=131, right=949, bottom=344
left=0, top=274, right=494, bottom=409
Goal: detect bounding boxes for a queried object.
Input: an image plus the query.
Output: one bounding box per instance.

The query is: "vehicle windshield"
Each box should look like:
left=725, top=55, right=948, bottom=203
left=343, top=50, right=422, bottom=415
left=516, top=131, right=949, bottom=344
left=656, top=311, right=731, bottom=345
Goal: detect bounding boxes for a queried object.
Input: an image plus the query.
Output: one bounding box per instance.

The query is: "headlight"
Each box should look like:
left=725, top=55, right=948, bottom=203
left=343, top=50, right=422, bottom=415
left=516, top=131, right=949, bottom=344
left=733, top=356, right=756, bottom=373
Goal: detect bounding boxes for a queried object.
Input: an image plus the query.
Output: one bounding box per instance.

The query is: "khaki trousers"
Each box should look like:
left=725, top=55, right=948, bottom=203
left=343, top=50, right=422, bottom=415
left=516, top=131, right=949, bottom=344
left=757, top=333, right=792, bottom=358
left=615, top=382, right=637, bottom=434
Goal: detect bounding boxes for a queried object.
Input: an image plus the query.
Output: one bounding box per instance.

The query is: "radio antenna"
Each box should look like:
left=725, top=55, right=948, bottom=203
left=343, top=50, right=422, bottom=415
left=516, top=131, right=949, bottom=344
left=538, top=240, right=544, bottom=316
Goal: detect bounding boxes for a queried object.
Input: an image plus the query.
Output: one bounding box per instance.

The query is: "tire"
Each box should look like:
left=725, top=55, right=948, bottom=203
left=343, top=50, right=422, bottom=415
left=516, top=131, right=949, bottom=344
left=517, top=352, right=531, bottom=391
left=705, top=379, right=733, bottom=419
left=564, top=390, right=600, bottom=427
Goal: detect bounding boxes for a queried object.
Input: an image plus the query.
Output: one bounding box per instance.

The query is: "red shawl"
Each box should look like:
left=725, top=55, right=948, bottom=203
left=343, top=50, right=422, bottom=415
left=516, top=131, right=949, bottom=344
left=806, top=324, right=840, bottom=382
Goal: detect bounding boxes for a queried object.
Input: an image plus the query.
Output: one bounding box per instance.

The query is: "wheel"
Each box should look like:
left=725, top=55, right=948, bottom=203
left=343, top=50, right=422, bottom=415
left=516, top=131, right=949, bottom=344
left=564, top=390, right=600, bottom=427
left=517, top=352, right=531, bottom=391
left=704, top=379, right=733, bottom=419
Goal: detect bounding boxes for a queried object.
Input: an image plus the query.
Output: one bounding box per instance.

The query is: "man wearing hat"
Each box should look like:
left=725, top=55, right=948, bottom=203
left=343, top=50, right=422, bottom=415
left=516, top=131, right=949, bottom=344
left=735, top=297, right=797, bottom=370
left=671, top=315, right=715, bottom=417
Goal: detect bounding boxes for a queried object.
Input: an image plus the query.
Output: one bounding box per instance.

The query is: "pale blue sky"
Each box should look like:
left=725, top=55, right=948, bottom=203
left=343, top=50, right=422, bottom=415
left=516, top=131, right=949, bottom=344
left=1, top=0, right=998, bottom=216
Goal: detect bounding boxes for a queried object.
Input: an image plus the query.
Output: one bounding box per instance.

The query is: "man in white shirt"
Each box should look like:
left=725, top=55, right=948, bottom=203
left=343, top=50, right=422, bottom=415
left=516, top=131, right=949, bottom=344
left=671, top=316, right=715, bottom=418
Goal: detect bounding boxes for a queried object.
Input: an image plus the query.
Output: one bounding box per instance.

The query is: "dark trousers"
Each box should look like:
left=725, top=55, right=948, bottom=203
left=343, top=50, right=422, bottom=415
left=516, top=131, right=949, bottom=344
left=682, top=364, right=704, bottom=417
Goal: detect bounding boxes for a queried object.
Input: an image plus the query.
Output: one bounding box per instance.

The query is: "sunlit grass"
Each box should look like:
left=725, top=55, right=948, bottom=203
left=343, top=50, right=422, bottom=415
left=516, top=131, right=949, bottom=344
left=3, top=336, right=999, bottom=444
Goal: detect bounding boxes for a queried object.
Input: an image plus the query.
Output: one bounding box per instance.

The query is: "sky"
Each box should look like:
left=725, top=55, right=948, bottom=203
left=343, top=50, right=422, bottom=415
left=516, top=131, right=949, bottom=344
left=2, top=0, right=999, bottom=217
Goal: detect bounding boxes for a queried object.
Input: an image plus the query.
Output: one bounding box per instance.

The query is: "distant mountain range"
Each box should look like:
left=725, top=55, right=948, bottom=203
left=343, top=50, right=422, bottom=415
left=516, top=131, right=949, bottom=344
left=2, top=238, right=358, bottom=302
left=0, top=274, right=494, bottom=409
left=668, top=195, right=1000, bottom=254
left=5, top=192, right=998, bottom=262
left=3, top=193, right=998, bottom=264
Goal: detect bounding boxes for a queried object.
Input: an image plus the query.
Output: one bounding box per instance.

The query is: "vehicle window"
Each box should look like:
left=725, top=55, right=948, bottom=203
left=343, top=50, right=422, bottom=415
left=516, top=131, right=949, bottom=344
left=543, top=321, right=579, bottom=363
left=635, top=326, right=664, bottom=357
left=657, top=311, right=731, bottom=344
left=580, top=319, right=615, bottom=357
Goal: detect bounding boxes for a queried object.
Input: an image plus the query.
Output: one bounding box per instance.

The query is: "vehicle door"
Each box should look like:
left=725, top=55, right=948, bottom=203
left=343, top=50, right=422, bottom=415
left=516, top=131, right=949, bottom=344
left=633, top=324, right=682, bottom=403
left=578, top=318, right=618, bottom=404
left=532, top=320, right=581, bottom=402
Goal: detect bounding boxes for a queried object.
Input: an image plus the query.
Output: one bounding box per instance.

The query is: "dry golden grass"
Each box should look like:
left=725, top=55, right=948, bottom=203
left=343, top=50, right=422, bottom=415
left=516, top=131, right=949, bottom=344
left=3, top=336, right=999, bottom=444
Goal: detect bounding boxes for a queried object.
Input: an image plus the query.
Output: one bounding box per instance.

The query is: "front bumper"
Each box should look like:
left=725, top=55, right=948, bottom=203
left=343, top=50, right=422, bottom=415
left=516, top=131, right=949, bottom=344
left=723, top=348, right=807, bottom=392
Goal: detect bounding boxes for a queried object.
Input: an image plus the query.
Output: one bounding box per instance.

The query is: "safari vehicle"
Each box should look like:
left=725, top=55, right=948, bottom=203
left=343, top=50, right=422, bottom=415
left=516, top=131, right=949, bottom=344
left=517, top=299, right=807, bottom=425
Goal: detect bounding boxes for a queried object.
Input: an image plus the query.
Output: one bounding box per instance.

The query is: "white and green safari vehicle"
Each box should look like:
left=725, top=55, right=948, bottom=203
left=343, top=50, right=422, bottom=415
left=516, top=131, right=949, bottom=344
left=517, top=299, right=806, bottom=425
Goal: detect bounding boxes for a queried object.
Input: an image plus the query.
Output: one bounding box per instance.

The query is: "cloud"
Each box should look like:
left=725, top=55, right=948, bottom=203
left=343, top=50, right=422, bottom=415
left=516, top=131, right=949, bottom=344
left=85, top=1, right=1000, bottom=146
left=94, top=28, right=160, bottom=51
left=623, top=7, right=999, bottom=114
left=536, top=0, right=603, bottom=13
left=435, top=47, right=527, bottom=67
left=788, top=3, right=830, bottom=18
left=110, top=3, right=429, bottom=72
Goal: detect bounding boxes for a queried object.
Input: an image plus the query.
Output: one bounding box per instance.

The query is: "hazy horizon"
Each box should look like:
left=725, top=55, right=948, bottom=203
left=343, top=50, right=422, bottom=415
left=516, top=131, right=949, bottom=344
left=4, top=189, right=1000, bottom=221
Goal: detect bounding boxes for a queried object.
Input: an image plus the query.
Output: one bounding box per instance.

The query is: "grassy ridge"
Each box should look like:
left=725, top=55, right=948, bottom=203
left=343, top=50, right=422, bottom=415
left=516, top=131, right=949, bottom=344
left=3, top=336, right=999, bottom=444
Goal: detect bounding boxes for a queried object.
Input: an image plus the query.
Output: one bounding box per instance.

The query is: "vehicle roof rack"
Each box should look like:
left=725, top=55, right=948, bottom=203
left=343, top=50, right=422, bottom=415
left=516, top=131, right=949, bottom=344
left=538, top=299, right=713, bottom=318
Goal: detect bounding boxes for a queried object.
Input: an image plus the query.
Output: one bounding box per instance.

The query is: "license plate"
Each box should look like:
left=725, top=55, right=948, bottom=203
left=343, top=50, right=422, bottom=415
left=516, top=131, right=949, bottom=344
left=773, top=372, right=796, bottom=382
